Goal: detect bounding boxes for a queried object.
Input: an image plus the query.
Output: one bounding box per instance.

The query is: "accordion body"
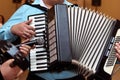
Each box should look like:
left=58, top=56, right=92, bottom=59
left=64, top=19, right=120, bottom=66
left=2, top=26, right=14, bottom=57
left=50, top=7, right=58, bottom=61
left=28, top=12, right=72, bottom=72
left=28, top=4, right=120, bottom=80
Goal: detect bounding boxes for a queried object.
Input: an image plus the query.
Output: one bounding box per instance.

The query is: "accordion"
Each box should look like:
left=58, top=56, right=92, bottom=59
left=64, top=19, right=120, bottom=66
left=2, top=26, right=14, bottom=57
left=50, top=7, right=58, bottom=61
left=28, top=4, right=120, bottom=80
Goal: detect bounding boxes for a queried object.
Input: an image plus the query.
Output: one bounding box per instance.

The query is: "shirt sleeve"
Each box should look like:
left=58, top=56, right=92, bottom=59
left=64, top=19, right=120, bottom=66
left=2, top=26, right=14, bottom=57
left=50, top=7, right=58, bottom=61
left=64, top=0, right=73, bottom=5
left=0, top=4, right=44, bottom=42
left=0, top=5, right=26, bottom=42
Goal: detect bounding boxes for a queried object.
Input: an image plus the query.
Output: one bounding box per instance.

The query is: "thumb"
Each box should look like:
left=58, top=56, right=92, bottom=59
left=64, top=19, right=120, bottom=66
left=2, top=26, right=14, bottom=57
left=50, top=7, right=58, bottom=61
left=24, top=19, right=32, bottom=25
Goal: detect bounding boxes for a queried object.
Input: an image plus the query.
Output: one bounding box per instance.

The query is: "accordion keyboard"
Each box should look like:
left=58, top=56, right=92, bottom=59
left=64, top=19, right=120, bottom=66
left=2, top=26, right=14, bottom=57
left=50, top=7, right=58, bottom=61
left=28, top=13, right=49, bottom=72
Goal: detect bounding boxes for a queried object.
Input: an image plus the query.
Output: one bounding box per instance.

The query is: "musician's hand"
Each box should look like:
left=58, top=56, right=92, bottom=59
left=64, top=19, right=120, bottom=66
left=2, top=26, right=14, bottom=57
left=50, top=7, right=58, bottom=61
left=115, top=42, right=120, bottom=61
left=19, top=44, right=31, bottom=57
left=11, top=20, right=35, bottom=40
left=0, top=59, right=23, bottom=80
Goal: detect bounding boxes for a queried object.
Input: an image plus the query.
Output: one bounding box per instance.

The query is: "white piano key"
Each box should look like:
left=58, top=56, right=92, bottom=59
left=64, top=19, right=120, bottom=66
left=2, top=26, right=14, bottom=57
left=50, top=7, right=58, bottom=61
left=31, top=64, right=48, bottom=68
left=30, top=47, right=46, bottom=52
left=31, top=67, right=48, bottom=72
left=31, top=62, right=48, bottom=66
left=36, top=48, right=46, bottom=52
left=35, top=28, right=45, bottom=33
left=35, top=25, right=46, bottom=28
left=30, top=59, right=47, bottom=63
left=35, top=44, right=44, bottom=47
left=32, top=37, right=44, bottom=41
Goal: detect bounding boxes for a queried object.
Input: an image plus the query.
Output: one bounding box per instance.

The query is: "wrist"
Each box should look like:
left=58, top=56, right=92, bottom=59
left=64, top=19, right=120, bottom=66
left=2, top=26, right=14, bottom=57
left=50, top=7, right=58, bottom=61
left=11, top=25, right=15, bottom=35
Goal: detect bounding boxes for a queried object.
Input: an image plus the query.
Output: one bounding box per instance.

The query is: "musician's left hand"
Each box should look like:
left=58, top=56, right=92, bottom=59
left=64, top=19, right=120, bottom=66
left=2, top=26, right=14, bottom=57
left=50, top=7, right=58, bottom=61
left=19, top=44, right=31, bottom=57
left=19, top=39, right=34, bottom=57
left=115, top=42, right=120, bottom=61
left=0, top=40, right=33, bottom=80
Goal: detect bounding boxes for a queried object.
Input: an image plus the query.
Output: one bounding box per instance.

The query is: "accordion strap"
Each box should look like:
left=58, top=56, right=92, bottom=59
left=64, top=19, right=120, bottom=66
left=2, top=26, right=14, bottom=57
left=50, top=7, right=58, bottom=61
left=24, top=3, right=47, bottom=12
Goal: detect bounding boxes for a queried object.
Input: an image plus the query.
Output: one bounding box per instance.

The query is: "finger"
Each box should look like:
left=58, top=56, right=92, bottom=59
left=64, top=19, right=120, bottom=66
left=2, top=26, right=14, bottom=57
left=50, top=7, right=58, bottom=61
left=24, top=20, right=35, bottom=32
left=116, top=53, right=120, bottom=61
left=24, top=20, right=32, bottom=25
left=115, top=46, right=120, bottom=53
left=24, top=20, right=35, bottom=31
left=19, top=45, right=31, bottom=56
left=116, top=42, right=120, bottom=46
left=118, top=42, right=120, bottom=46
left=21, top=34, right=29, bottom=39
left=23, top=31, right=33, bottom=39
left=22, top=39, right=30, bottom=43
left=28, top=25, right=35, bottom=31
left=16, top=70, right=23, bottom=78
left=20, top=44, right=31, bottom=51
left=26, top=29, right=35, bottom=35
left=32, top=45, right=36, bottom=49
left=19, top=48, right=29, bottom=57
left=115, top=43, right=120, bottom=50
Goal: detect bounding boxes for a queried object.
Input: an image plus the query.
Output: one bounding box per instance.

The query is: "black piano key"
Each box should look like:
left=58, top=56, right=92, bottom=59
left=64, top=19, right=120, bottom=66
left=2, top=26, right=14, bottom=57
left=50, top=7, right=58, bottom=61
left=35, top=24, right=46, bottom=27
left=36, top=50, right=48, bottom=53
left=36, top=65, right=48, bottom=69
left=36, top=57, right=48, bottom=60
left=34, top=16, right=45, bottom=19
left=36, top=62, right=49, bottom=65
left=35, top=19, right=45, bottom=22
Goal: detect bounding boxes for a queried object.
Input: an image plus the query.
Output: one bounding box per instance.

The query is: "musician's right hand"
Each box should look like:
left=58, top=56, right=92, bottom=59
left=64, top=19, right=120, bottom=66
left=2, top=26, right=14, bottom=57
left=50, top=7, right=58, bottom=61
left=11, top=20, right=35, bottom=40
